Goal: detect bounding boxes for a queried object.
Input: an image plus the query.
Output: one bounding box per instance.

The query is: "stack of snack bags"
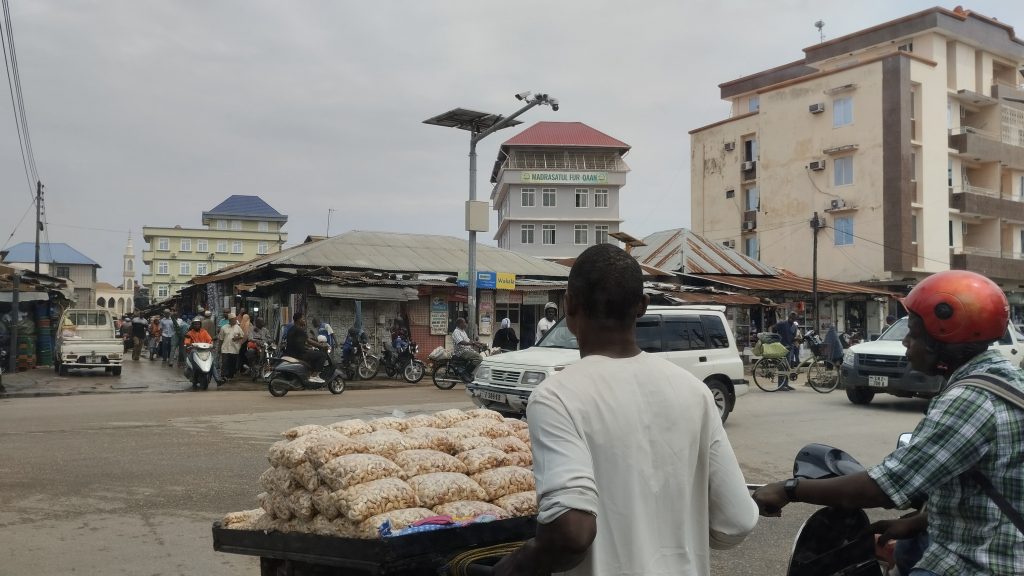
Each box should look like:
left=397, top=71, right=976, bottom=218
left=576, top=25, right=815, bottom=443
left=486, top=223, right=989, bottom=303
left=220, top=408, right=536, bottom=539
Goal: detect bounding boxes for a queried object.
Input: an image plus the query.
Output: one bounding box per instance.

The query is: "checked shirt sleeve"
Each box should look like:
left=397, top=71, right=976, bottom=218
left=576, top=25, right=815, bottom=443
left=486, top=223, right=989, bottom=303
left=868, top=387, right=996, bottom=508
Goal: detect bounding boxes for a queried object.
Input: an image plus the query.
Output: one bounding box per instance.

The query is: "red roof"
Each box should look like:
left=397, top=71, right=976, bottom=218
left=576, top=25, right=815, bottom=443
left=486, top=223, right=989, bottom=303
left=502, top=122, right=630, bottom=149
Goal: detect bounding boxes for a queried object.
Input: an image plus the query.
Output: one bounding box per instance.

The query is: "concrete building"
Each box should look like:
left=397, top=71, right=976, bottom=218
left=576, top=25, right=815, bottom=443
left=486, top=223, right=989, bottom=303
left=690, top=7, right=1024, bottom=310
left=490, top=121, right=629, bottom=259
left=94, top=236, right=137, bottom=316
left=142, top=195, right=288, bottom=299
left=0, top=242, right=100, bottom=306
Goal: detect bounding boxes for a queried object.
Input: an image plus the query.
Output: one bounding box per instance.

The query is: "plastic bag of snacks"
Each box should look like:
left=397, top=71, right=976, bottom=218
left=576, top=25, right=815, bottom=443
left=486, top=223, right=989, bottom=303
left=355, top=430, right=424, bottom=459
left=291, top=461, right=320, bottom=492
left=491, top=436, right=530, bottom=454
left=270, top=431, right=346, bottom=468
left=434, top=408, right=471, bottom=428
left=319, top=453, right=405, bottom=492
left=392, top=450, right=467, bottom=477
left=282, top=424, right=330, bottom=439
left=287, top=490, right=317, bottom=521
left=456, top=418, right=513, bottom=439
left=432, top=500, right=509, bottom=520
left=494, top=491, right=537, bottom=517
left=257, top=491, right=273, bottom=516
left=514, top=429, right=531, bottom=444
left=305, top=436, right=367, bottom=470
left=328, top=419, right=374, bottom=436
left=404, top=427, right=453, bottom=453
left=252, top=513, right=282, bottom=532
left=457, top=447, right=512, bottom=475
left=472, top=466, right=536, bottom=501
left=333, top=478, right=420, bottom=523
left=465, top=408, right=505, bottom=422
left=451, top=436, right=494, bottom=454
left=222, top=509, right=264, bottom=530
left=358, top=507, right=436, bottom=538
left=270, top=492, right=294, bottom=520
left=503, top=417, right=528, bottom=431
left=407, top=472, right=487, bottom=508
left=259, top=467, right=299, bottom=494
left=311, top=485, right=340, bottom=520
left=404, top=414, right=442, bottom=429
left=507, top=451, right=533, bottom=468
left=368, top=416, right=409, bottom=432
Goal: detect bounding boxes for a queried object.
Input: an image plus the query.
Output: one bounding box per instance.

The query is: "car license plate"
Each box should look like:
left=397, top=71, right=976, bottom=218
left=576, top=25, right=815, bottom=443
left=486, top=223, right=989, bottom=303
left=478, top=390, right=506, bottom=403
left=87, top=357, right=102, bottom=364
left=868, top=375, right=888, bottom=388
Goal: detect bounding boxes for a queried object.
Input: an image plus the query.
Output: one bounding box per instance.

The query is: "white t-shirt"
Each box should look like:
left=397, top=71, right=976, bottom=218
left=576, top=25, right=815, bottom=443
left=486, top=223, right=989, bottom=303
left=451, top=327, right=470, bottom=347
left=527, top=352, right=758, bottom=576
left=536, top=317, right=557, bottom=342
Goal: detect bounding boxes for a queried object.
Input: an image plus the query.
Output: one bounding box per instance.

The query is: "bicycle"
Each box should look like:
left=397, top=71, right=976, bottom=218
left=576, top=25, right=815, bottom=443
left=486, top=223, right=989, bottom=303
left=752, top=334, right=839, bottom=393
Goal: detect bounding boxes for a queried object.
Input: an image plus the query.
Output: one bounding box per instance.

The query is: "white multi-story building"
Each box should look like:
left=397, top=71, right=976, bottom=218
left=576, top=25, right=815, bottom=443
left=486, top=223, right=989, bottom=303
left=490, top=121, right=629, bottom=259
left=690, top=7, right=1024, bottom=311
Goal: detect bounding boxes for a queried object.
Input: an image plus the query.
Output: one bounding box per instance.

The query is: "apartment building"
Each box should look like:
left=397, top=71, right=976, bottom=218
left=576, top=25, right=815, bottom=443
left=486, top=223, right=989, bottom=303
left=142, top=195, right=288, bottom=299
left=690, top=7, right=1024, bottom=306
left=1, top=242, right=100, bottom=306
left=490, top=121, right=629, bottom=259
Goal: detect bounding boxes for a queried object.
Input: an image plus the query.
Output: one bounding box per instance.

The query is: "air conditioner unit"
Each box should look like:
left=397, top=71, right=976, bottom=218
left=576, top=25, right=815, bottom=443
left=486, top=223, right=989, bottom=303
left=830, top=198, right=847, bottom=210
left=742, top=221, right=756, bottom=231
left=722, top=239, right=736, bottom=248
left=742, top=160, right=757, bottom=171
left=809, top=160, right=826, bottom=171
left=724, top=141, right=736, bottom=151
left=809, top=103, right=826, bottom=114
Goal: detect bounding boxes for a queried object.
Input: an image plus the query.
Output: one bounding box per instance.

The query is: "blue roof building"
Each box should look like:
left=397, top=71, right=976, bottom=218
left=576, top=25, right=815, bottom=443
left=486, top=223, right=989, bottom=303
left=2, top=242, right=100, bottom=267
left=202, top=195, right=287, bottom=225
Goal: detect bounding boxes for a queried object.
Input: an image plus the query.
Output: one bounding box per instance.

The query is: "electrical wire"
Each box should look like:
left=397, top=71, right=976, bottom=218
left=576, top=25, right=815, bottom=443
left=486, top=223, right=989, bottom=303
left=0, top=1, right=32, bottom=199
left=48, top=222, right=131, bottom=235
left=824, top=223, right=952, bottom=267
left=2, top=0, right=38, bottom=182
left=1, top=196, right=35, bottom=250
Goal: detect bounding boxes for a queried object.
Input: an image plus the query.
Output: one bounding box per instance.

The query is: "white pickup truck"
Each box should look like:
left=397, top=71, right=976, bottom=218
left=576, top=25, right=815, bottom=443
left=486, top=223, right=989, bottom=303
left=55, top=309, right=124, bottom=376
left=839, top=316, right=1023, bottom=405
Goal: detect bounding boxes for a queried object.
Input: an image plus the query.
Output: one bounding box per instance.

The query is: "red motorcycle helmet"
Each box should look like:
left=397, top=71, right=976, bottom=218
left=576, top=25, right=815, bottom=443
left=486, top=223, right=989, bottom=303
left=902, top=270, right=1008, bottom=344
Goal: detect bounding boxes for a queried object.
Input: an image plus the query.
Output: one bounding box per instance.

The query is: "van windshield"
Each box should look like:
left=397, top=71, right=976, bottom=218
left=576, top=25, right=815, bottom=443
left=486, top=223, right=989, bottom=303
left=536, top=319, right=578, bottom=349
left=878, top=317, right=909, bottom=341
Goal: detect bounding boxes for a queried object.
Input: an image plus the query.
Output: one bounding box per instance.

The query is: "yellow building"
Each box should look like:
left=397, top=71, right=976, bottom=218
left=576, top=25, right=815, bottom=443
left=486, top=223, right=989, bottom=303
left=690, top=7, right=1024, bottom=299
left=142, top=195, right=288, bottom=298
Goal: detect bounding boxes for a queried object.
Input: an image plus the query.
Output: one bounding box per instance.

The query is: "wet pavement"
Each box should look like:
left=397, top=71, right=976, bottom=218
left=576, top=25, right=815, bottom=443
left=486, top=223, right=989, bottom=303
left=0, top=355, right=430, bottom=398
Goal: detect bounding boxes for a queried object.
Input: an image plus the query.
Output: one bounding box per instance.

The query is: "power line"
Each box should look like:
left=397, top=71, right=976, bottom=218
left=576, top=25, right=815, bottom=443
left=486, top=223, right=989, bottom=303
left=2, top=0, right=38, bottom=181
left=0, top=1, right=32, bottom=199
left=1, top=196, right=34, bottom=250
left=824, top=223, right=951, bottom=267
left=48, top=222, right=131, bottom=235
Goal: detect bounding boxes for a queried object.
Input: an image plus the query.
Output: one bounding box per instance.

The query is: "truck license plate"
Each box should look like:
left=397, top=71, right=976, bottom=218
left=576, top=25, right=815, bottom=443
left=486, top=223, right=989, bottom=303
left=87, top=357, right=102, bottom=364
left=868, top=375, right=888, bottom=388
left=479, top=390, right=505, bottom=403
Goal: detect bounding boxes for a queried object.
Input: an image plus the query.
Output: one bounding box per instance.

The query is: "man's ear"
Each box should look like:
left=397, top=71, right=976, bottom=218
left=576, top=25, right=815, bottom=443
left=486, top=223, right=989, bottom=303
left=637, top=293, right=650, bottom=318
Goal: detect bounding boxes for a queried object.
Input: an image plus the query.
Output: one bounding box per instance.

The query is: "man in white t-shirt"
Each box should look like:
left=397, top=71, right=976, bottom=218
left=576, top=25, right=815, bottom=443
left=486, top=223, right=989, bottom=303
left=494, top=244, right=758, bottom=576
left=535, top=302, right=559, bottom=343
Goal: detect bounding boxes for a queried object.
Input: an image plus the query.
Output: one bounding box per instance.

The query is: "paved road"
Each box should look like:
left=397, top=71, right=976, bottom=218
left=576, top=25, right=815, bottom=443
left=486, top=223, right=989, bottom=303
left=0, top=382, right=929, bottom=575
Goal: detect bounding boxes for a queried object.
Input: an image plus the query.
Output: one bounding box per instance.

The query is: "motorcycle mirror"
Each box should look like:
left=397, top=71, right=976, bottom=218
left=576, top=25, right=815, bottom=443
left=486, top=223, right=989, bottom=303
left=897, top=432, right=913, bottom=448
left=793, top=443, right=866, bottom=480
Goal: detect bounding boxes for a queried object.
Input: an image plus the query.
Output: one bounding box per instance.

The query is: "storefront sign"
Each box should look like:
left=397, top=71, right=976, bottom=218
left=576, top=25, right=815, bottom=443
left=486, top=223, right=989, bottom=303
left=496, top=272, right=516, bottom=290
left=429, top=296, right=448, bottom=336
left=479, top=291, right=494, bottom=336
left=521, top=171, right=608, bottom=184
left=523, top=291, right=550, bottom=305
left=456, top=270, right=499, bottom=290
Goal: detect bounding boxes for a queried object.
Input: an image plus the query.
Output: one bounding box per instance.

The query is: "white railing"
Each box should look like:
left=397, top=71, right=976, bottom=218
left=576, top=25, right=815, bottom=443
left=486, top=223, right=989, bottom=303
left=949, top=125, right=1001, bottom=140
left=949, top=184, right=1000, bottom=198
left=954, top=246, right=1006, bottom=258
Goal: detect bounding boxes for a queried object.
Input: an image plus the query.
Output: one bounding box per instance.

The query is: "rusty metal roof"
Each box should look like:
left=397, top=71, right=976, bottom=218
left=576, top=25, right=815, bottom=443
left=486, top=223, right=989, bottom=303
left=687, top=271, right=895, bottom=296
left=630, top=229, right=778, bottom=276
left=644, top=282, right=761, bottom=306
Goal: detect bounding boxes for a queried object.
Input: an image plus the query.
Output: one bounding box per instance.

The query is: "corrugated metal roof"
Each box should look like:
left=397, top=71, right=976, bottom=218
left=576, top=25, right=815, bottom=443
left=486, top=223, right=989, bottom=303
left=1, top=242, right=100, bottom=267
left=192, top=230, right=570, bottom=285
left=629, top=229, right=777, bottom=276
left=553, top=257, right=677, bottom=278
left=502, top=122, right=630, bottom=149
left=202, top=195, right=286, bottom=221
left=644, top=281, right=761, bottom=306
left=687, top=272, right=896, bottom=296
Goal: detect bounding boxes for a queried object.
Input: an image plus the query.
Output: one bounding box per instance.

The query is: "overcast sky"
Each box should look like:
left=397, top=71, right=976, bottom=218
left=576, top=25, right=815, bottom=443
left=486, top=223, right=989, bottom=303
left=1, top=0, right=1022, bottom=283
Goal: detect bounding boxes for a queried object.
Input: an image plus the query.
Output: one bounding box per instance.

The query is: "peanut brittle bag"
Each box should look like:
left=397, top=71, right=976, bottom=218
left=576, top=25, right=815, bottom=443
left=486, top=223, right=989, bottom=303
left=311, top=485, right=340, bottom=520
left=514, top=429, right=531, bottom=444
left=305, top=436, right=367, bottom=469
left=392, top=449, right=467, bottom=477
left=319, top=453, right=405, bottom=492
left=259, top=466, right=299, bottom=494
left=503, top=417, right=528, bottom=431
left=282, top=424, right=330, bottom=439
left=457, top=447, right=512, bottom=475
left=222, top=508, right=265, bottom=530
left=291, top=461, right=320, bottom=492
left=328, top=419, right=374, bottom=436
left=355, top=430, right=424, bottom=459
left=493, top=491, right=537, bottom=517
left=432, top=500, right=509, bottom=520
left=491, top=436, right=530, bottom=454
left=270, top=431, right=346, bottom=468
left=368, top=416, right=409, bottom=432
left=358, top=507, right=436, bottom=538
left=433, top=408, right=471, bottom=428
left=507, top=451, right=533, bottom=468
left=404, top=427, right=453, bottom=453
left=456, top=418, right=513, bottom=439
left=451, top=436, right=495, bottom=454
left=407, top=472, right=487, bottom=508
left=465, top=408, right=505, bottom=422
left=333, top=478, right=420, bottom=523
left=287, top=490, right=317, bottom=521
left=472, top=466, right=536, bottom=501
left=404, top=414, right=442, bottom=429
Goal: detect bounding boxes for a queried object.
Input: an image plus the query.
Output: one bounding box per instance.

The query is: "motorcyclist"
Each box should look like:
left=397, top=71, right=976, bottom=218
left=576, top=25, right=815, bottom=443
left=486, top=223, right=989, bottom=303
left=183, top=318, right=212, bottom=346
left=244, top=317, right=271, bottom=372
left=753, top=270, right=1024, bottom=576
left=536, top=302, right=559, bottom=343
left=284, top=314, right=326, bottom=384
left=451, top=317, right=484, bottom=372
left=342, top=327, right=359, bottom=365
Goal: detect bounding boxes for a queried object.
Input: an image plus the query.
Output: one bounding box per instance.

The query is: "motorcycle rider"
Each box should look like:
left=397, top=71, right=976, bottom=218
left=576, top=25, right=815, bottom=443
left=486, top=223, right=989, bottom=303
left=184, top=317, right=213, bottom=346
left=536, top=302, right=559, bottom=343
left=753, top=270, right=1024, bottom=576
left=284, top=314, right=326, bottom=384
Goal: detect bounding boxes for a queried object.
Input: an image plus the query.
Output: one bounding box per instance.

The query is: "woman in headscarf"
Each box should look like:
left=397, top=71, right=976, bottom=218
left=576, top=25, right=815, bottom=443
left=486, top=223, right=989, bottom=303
left=821, top=319, right=845, bottom=368
left=491, top=317, right=520, bottom=352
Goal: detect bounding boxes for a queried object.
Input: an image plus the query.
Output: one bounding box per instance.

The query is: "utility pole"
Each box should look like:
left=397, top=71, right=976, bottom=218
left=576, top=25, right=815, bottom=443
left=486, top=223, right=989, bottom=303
left=8, top=272, right=19, bottom=376
left=810, top=212, right=825, bottom=331
left=34, top=181, right=43, bottom=274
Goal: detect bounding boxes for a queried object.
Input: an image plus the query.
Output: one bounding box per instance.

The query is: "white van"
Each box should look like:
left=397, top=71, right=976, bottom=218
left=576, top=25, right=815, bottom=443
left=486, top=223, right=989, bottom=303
left=466, top=305, right=749, bottom=422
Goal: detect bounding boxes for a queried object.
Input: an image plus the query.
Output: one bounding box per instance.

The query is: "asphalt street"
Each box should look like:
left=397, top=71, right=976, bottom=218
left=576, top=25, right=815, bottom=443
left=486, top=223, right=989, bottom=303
left=0, top=371, right=930, bottom=575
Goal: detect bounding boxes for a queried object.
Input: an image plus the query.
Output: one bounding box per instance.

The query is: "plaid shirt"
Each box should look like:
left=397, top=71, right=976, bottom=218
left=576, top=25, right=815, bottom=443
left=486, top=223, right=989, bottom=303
left=868, top=350, right=1024, bottom=575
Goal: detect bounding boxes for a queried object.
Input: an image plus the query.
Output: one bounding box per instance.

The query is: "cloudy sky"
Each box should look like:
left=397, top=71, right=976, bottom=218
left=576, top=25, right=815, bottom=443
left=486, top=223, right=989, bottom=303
left=1, top=0, right=1022, bottom=283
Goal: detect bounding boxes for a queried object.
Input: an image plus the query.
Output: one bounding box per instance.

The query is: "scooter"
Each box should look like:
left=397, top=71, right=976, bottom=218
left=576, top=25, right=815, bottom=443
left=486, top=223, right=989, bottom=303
left=243, top=340, right=278, bottom=383
left=183, top=342, right=215, bottom=391
left=268, top=340, right=345, bottom=397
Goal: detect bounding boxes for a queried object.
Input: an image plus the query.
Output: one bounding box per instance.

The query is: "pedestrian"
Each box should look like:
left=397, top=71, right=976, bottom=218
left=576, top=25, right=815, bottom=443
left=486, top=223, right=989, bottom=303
left=238, top=308, right=251, bottom=339
left=218, top=308, right=231, bottom=331
left=218, top=313, right=245, bottom=380
left=312, top=317, right=335, bottom=348
left=494, top=244, right=757, bottom=576
left=120, top=315, right=132, bottom=352
left=159, top=310, right=175, bottom=365
left=131, top=313, right=147, bottom=361
left=491, top=317, right=519, bottom=351
left=772, top=312, right=799, bottom=391
left=821, top=320, right=844, bottom=368
left=536, top=302, right=559, bottom=343
left=169, top=312, right=188, bottom=367
left=148, top=317, right=161, bottom=360
left=753, top=270, right=1024, bottom=576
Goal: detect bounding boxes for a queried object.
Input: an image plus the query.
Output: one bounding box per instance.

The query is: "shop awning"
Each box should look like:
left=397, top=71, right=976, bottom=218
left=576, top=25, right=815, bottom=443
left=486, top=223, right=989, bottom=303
left=0, top=291, right=50, bottom=302
left=314, top=283, right=419, bottom=302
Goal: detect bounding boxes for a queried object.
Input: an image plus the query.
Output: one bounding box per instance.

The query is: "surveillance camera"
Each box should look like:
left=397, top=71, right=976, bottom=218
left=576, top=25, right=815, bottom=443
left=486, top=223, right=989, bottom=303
left=550, top=98, right=559, bottom=111
left=515, top=91, right=531, bottom=101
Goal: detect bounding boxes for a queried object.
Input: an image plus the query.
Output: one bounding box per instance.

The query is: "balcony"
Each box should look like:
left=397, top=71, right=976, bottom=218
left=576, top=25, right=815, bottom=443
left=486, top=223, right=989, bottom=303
left=949, top=127, right=1024, bottom=170
left=949, top=185, right=1024, bottom=221
left=991, top=76, right=1024, bottom=102
left=951, top=246, right=1024, bottom=280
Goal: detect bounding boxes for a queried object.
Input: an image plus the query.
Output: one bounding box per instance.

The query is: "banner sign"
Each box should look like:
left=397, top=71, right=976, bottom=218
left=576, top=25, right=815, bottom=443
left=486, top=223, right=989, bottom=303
left=430, top=296, right=448, bottom=336
left=521, top=171, right=608, bottom=184
left=523, top=291, right=550, bottom=305
left=496, top=272, right=516, bottom=290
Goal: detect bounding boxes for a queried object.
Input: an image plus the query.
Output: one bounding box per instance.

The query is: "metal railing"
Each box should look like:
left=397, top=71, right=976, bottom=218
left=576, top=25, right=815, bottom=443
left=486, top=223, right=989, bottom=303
left=953, top=246, right=1008, bottom=258
left=949, top=184, right=1000, bottom=198
left=949, top=125, right=1001, bottom=140
left=504, top=151, right=623, bottom=171
left=992, top=76, right=1024, bottom=90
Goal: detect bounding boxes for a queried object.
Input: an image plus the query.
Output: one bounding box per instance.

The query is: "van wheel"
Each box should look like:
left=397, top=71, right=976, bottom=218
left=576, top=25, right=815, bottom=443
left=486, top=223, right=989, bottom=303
left=846, top=386, right=875, bottom=405
left=704, top=379, right=731, bottom=423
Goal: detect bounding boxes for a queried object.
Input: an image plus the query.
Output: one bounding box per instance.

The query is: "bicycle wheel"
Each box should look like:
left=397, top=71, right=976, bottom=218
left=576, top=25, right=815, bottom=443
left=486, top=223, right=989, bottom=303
left=808, top=358, right=839, bottom=393
left=753, top=357, right=787, bottom=392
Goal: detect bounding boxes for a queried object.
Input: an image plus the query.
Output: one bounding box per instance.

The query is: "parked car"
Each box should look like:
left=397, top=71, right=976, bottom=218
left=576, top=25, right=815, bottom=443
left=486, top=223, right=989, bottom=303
left=466, top=305, right=749, bottom=422
left=840, top=316, right=1023, bottom=405
left=55, top=309, right=124, bottom=376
